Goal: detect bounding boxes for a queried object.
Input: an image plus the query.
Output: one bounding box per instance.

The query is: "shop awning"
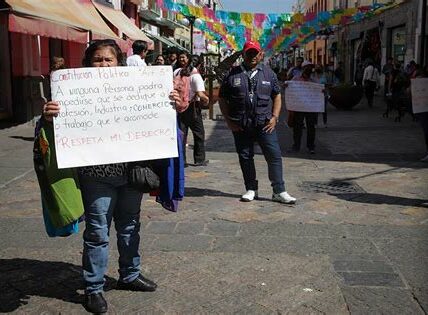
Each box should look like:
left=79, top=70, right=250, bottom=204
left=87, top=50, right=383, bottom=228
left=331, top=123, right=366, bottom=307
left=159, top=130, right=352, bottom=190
left=166, top=37, right=189, bottom=52
left=8, top=14, right=88, bottom=43
left=5, top=0, right=119, bottom=42
left=143, top=31, right=189, bottom=52
left=143, top=30, right=174, bottom=47
left=92, top=1, right=154, bottom=49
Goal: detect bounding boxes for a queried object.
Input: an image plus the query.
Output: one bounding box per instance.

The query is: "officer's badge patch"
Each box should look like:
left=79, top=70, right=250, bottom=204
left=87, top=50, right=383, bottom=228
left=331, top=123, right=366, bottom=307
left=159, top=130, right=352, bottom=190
left=262, top=81, right=271, bottom=85
left=233, top=78, right=241, bottom=86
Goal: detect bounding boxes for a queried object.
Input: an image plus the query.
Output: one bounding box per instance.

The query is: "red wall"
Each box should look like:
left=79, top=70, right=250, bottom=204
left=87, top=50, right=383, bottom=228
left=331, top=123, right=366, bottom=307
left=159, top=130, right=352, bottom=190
left=10, top=32, right=24, bottom=76
left=63, top=41, right=87, bottom=68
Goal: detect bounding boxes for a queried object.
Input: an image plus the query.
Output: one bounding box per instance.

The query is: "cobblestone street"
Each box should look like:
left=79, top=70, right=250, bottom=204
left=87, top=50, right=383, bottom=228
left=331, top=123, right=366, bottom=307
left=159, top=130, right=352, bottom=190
left=1, top=98, right=427, bottom=314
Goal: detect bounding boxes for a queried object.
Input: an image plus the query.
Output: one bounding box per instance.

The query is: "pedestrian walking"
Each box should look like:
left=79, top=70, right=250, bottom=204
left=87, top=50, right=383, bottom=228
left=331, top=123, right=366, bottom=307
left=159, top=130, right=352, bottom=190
left=413, top=68, right=428, bottom=161
left=354, top=62, right=364, bottom=87
left=175, top=51, right=210, bottom=167
left=363, top=60, right=380, bottom=107
left=334, top=61, right=344, bottom=83
left=382, top=57, right=394, bottom=95
left=219, top=41, right=296, bottom=204
left=287, top=61, right=319, bottom=154
left=312, top=63, right=330, bottom=126
left=41, top=39, right=183, bottom=314
left=126, top=40, right=148, bottom=67
left=287, top=56, right=303, bottom=80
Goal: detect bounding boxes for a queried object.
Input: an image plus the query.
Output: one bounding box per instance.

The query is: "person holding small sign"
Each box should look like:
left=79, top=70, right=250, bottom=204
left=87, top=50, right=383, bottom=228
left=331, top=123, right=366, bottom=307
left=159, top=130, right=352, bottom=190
left=42, top=39, right=182, bottom=314
left=287, top=61, right=320, bottom=154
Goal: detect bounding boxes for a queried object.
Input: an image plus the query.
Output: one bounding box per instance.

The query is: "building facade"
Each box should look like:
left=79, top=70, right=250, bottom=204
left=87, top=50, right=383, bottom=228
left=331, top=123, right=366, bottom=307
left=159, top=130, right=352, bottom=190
left=139, top=0, right=222, bottom=61
left=300, top=0, right=427, bottom=84
left=0, top=0, right=151, bottom=122
left=338, top=0, right=425, bottom=84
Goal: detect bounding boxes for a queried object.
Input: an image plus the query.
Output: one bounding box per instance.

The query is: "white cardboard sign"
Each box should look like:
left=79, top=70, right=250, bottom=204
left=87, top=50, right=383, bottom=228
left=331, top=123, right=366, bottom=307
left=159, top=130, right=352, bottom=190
left=51, top=66, right=177, bottom=169
left=284, top=80, right=325, bottom=112
left=411, top=78, right=428, bottom=114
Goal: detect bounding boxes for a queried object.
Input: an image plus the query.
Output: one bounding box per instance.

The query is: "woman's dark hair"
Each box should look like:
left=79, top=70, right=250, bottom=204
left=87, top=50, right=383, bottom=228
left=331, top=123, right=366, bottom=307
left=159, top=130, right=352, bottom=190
left=82, top=39, right=125, bottom=67
left=155, top=54, right=165, bottom=62
left=178, top=51, right=194, bottom=77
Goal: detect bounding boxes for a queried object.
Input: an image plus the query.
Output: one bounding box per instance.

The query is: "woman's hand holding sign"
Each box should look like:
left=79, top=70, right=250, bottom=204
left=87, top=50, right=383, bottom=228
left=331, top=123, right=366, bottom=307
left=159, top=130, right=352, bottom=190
left=43, top=101, right=60, bottom=122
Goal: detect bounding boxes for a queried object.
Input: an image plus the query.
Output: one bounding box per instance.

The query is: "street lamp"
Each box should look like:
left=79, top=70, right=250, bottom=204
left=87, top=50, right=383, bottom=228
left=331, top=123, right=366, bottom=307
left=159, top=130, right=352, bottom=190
left=181, top=15, right=201, bottom=54
left=317, top=28, right=334, bottom=65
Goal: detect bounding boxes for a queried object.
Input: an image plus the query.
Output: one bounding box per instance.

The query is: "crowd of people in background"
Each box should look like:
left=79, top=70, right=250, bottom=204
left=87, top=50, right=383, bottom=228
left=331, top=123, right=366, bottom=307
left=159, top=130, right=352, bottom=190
left=267, top=51, right=427, bottom=162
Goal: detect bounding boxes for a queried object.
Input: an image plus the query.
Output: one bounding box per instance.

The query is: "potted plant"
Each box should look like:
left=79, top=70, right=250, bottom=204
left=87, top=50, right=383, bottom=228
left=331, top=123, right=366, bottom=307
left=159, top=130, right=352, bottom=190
left=328, top=84, right=364, bottom=110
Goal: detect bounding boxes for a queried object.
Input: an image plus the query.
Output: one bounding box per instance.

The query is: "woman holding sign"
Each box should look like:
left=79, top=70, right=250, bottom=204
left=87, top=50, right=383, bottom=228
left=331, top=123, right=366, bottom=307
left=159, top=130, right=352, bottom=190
left=42, top=39, right=182, bottom=314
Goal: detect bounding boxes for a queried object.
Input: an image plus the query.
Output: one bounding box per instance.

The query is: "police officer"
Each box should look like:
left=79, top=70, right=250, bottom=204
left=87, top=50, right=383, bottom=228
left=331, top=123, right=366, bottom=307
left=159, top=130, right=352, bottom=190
left=219, top=41, right=296, bottom=204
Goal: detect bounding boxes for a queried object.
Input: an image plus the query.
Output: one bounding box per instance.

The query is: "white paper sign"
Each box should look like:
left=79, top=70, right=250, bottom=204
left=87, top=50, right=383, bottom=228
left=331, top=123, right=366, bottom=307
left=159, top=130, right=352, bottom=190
left=284, top=81, right=325, bottom=112
left=51, top=66, right=177, bottom=169
left=411, top=78, right=428, bottom=114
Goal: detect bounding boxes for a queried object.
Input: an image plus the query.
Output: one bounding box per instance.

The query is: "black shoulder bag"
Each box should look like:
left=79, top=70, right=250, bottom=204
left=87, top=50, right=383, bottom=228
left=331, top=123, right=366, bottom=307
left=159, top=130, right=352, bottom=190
left=127, top=161, right=160, bottom=193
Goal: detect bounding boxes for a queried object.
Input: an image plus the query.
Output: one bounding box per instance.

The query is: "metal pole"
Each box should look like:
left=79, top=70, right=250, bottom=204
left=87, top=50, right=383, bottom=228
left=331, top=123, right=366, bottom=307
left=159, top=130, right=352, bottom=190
left=324, top=37, right=328, bottom=65
left=190, top=21, right=194, bottom=55
left=208, top=76, right=213, bottom=120
left=420, top=0, right=427, bottom=65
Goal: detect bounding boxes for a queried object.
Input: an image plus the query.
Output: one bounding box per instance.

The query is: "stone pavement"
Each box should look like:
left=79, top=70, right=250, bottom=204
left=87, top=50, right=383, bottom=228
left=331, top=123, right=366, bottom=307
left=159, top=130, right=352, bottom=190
left=0, top=97, right=427, bottom=314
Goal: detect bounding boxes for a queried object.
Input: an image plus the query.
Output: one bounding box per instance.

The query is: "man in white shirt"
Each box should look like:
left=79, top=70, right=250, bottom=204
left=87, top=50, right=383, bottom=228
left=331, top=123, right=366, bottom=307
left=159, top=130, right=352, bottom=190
left=126, top=40, right=148, bottom=67
left=363, top=60, right=380, bottom=107
left=174, top=52, right=209, bottom=167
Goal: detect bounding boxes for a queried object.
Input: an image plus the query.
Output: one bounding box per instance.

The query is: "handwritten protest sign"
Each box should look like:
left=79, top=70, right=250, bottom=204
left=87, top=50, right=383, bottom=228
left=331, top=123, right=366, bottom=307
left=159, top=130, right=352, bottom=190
left=51, top=66, right=177, bottom=168
left=284, top=81, right=325, bottom=112
left=411, top=78, right=428, bottom=114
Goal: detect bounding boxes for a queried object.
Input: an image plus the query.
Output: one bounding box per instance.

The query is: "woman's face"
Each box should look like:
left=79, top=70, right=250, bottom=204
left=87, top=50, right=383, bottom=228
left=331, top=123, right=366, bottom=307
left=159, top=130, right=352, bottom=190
left=178, top=54, right=189, bottom=67
left=91, top=47, right=118, bottom=67
left=155, top=56, right=165, bottom=65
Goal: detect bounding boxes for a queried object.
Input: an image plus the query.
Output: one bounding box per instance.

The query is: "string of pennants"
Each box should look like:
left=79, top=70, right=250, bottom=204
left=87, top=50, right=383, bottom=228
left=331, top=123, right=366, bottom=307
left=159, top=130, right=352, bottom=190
left=155, top=0, right=397, bottom=53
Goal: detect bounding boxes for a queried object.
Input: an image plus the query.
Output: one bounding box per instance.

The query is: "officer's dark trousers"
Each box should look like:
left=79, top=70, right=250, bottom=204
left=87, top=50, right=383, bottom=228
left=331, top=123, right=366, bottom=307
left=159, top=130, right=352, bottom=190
left=293, top=112, right=317, bottom=150
left=233, top=127, right=285, bottom=194
left=178, top=104, right=206, bottom=164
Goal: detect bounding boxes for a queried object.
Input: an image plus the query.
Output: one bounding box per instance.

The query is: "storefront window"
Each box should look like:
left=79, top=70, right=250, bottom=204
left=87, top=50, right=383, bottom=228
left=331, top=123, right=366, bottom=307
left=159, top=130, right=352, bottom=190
left=391, top=27, right=406, bottom=62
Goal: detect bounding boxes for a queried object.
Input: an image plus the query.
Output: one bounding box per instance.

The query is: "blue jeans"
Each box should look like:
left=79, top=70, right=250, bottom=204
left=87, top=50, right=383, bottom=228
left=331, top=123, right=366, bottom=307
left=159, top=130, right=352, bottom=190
left=79, top=175, right=143, bottom=294
left=233, top=127, right=285, bottom=194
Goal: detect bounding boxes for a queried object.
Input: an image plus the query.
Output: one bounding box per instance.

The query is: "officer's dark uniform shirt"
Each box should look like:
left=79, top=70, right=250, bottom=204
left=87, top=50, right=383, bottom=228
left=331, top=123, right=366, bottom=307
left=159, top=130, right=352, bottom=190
left=220, top=63, right=280, bottom=128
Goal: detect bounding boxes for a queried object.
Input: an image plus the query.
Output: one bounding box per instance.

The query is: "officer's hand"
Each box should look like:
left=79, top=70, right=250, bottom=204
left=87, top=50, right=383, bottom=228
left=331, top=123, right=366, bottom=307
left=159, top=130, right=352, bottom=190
left=226, top=120, right=243, bottom=132
left=263, top=117, right=277, bottom=133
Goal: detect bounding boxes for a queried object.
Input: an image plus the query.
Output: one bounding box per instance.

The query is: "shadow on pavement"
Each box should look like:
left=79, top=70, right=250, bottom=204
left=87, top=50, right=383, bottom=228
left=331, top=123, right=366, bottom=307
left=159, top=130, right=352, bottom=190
left=329, top=192, right=428, bottom=208
left=185, top=187, right=274, bottom=202
left=185, top=187, right=241, bottom=199
left=9, top=135, right=34, bottom=142
left=204, top=100, right=426, bottom=169
left=0, top=121, right=21, bottom=130
left=0, top=258, right=115, bottom=312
